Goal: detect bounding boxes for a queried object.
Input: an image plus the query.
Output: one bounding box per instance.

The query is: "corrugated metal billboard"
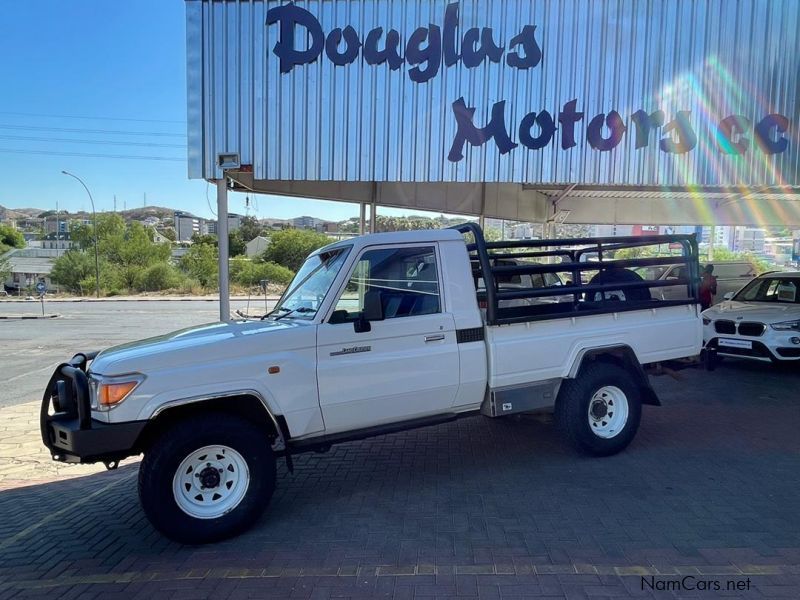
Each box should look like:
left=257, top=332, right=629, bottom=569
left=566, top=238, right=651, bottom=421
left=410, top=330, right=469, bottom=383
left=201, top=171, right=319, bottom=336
left=186, top=0, right=799, bottom=187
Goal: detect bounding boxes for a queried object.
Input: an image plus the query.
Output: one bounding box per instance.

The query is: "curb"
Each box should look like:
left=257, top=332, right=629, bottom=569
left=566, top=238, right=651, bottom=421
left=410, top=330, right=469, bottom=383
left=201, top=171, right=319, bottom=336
left=0, top=314, right=61, bottom=320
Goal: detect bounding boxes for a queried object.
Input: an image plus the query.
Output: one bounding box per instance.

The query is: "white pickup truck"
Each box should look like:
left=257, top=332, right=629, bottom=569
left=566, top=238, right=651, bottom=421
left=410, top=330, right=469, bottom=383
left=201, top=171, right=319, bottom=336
left=41, top=224, right=702, bottom=543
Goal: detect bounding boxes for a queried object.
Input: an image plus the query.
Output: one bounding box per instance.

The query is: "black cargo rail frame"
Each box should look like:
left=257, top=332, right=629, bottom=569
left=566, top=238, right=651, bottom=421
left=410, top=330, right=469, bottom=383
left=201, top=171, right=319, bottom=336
left=451, top=222, right=701, bottom=326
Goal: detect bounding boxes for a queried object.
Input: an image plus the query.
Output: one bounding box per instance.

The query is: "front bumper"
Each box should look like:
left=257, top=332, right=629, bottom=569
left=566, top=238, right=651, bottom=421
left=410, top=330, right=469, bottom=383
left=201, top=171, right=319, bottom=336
left=704, top=337, right=800, bottom=363
left=40, top=353, right=146, bottom=465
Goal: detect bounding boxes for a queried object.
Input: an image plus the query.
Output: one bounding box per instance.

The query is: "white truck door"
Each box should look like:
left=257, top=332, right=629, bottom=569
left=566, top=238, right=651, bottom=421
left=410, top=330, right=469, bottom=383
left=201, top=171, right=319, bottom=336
left=316, top=244, right=460, bottom=433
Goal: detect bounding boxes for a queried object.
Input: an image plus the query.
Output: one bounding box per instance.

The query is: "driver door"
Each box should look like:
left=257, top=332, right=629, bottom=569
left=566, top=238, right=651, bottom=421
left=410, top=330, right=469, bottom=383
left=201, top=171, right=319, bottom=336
left=316, top=244, right=460, bottom=433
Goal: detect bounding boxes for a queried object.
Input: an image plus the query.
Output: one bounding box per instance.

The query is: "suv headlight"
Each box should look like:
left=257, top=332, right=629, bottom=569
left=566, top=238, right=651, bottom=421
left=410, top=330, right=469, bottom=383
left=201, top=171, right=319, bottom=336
left=90, top=373, right=145, bottom=410
left=770, top=320, right=800, bottom=332
left=702, top=317, right=712, bottom=326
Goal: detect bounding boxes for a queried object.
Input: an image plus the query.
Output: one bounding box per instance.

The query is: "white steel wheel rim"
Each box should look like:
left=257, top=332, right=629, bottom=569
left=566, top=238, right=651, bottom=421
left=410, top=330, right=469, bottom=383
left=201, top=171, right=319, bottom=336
left=588, top=386, right=629, bottom=439
left=172, top=445, right=250, bottom=520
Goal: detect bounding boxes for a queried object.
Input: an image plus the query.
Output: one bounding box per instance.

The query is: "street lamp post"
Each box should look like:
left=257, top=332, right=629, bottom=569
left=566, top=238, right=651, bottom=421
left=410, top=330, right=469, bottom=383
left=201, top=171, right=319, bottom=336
left=61, top=171, right=101, bottom=298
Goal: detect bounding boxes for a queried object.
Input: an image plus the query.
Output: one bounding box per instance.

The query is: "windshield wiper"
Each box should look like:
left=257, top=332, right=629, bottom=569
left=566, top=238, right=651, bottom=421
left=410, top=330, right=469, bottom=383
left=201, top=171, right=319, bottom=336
left=273, top=306, right=317, bottom=321
left=260, top=306, right=291, bottom=321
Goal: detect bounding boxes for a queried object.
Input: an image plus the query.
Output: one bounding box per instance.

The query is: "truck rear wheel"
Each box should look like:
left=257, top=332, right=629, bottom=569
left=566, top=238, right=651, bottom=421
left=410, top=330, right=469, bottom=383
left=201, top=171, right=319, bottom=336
left=555, top=362, right=642, bottom=456
left=138, top=413, right=276, bottom=544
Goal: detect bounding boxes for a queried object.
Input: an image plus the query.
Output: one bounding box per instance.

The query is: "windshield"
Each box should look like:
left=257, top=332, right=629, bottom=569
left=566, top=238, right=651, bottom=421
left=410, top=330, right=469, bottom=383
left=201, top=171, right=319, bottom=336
left=734, top=277, right=800, bottom=304
left=271, top=246, right=351, bottom=319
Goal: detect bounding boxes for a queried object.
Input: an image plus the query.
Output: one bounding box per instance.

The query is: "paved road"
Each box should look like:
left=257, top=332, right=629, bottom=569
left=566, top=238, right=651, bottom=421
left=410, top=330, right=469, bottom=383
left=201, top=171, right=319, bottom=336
left=0, top=364, right=798, bottom=598
left=0, top=299, right=274, bottom=408
left=0, top=302, right=799, bottom=598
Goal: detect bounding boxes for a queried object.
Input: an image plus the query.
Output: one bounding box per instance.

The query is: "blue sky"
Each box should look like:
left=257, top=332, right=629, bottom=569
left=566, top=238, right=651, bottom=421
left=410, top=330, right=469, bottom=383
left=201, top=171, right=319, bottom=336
left=0, top=0, right=418, bottom=222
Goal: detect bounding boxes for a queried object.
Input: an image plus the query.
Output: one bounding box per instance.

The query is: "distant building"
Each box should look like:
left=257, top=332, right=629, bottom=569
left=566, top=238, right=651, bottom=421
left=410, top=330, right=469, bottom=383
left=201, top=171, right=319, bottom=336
left=1, top=248, right=60, bottom=293
left=245, top=236, right=270, bottom=258
left=291, top=216, right=325, bottom=230
left=41, top=232, right=75, bottom=251
left=206, top=213, right=243, bottom=236
left=733, top=227, right=766, bottom=254
left=149, top=227, right=170, bottom=245
left=262, top=218, right=290, bottom=230
left=174, top=211, right=207, bottom=242
left=590, top=224, right=634, bottom=237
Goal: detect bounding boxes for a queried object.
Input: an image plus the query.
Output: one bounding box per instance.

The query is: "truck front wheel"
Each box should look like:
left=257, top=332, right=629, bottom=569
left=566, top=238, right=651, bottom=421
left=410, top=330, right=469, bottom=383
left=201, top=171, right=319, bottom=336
left=138, top=413, right=277, bottom=544
left=555, top=363, right=642, bottom=456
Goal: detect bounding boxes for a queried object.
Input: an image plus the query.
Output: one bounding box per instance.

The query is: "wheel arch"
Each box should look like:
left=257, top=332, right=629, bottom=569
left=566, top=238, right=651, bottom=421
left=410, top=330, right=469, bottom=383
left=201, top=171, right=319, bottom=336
left=568, top=345, right=660, bottom=406
left=134, top=392, right=290, bottom=455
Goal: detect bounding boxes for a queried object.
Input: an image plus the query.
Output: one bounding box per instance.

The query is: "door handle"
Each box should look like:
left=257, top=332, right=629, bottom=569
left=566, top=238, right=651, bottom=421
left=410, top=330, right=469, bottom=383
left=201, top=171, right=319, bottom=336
left=424, top=334, right=446, bottom=342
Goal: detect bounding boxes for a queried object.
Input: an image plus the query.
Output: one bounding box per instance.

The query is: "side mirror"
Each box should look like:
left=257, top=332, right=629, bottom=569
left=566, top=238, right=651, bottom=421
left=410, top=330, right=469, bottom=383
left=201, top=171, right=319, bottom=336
left=353, top=314, right=371, bottom=333
left=723, top=292, right=734, bottom=301
left=362, top=291, right=384, bottom=321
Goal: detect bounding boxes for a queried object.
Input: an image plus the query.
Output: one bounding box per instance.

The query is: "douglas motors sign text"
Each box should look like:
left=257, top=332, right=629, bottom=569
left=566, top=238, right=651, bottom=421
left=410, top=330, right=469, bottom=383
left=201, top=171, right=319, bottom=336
left=266, top=2, right=791, bottom=163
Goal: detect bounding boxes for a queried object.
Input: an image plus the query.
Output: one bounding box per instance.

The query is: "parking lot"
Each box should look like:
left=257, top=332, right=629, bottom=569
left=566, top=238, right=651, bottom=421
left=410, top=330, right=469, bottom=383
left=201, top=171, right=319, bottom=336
left=0, top=301, right=799, bottom=599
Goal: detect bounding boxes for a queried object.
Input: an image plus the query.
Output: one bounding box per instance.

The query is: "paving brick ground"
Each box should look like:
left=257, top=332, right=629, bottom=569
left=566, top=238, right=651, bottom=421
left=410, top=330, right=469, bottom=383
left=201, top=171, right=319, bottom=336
left=0, top=359, right=798, bottom=599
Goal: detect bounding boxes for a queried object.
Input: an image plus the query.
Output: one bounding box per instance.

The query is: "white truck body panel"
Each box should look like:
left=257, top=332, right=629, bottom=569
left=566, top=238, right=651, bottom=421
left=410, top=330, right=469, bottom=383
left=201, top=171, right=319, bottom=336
left=486, top=304, right=702, bottom=389
left=89, top=319, right=325, bottom=438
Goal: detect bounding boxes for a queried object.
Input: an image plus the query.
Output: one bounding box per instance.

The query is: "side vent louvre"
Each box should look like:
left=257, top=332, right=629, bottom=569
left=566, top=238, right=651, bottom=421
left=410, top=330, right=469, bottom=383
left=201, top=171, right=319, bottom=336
left=456, top=328, right=485, bottom=344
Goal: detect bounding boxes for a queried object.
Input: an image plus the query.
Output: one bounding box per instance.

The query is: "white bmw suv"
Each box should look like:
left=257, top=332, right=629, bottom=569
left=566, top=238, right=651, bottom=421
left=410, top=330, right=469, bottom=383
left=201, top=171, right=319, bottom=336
left=702, top=272, right=800, bottom=363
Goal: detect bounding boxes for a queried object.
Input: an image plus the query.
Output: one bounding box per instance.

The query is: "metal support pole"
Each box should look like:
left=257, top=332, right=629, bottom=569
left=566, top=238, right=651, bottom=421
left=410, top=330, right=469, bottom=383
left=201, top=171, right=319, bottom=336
left=478, top=183, right=487, bottom=230
left=370, top=183, right=378, bottom=233
left=62, top=171, right=100, bottom=298
left=216, top=178, right=230, bottom=322
left=709, top=225, right=716, bottom=261
left=359, top=203, right=366, bottom=234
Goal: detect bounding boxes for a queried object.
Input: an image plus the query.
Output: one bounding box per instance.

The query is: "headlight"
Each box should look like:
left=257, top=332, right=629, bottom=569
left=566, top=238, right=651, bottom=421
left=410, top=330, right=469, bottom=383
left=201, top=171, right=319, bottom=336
left=90, top=374, right=145, bottom=410
left=770, top=320, right=800, bottom=331
left=702, top=317, right=711, bottom=326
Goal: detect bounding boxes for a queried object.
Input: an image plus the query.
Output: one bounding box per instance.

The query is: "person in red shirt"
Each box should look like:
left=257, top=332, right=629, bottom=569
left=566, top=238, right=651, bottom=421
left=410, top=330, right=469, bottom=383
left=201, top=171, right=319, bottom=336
left=699, top=264, right=718, bottom=310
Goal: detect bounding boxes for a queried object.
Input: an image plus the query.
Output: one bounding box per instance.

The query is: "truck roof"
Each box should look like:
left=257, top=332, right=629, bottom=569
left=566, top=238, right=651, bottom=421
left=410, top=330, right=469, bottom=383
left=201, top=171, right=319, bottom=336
left=318, top=227, right=465, bottom=254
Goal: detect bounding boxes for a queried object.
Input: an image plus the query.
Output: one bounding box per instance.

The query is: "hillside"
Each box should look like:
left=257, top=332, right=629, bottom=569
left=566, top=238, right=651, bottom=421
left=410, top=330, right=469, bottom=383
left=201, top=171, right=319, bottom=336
left=0, top=204, right=175, bottom=222
left=0, top=205, right=44, bottom=220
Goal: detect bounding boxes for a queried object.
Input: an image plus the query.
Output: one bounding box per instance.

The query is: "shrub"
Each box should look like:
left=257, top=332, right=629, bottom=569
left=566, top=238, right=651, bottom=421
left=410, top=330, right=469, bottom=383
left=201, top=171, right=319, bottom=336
left=233, top=260, right=294, bottom=287
left=135, top=263, right=185, bottom=292
left=180, top=243, right=218, bottom=288
left=50, top=251, right=96, bottom=294
left=261, top=229, right=331, bottom=271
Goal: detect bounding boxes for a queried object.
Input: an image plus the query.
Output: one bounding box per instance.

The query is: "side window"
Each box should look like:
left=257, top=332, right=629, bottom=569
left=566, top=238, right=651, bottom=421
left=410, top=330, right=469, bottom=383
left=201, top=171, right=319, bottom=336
left=332, top=246, right=441, bottom=320
left=543, top=272, right=562, bottom=287
left=666, top=266, right=684, bottom=280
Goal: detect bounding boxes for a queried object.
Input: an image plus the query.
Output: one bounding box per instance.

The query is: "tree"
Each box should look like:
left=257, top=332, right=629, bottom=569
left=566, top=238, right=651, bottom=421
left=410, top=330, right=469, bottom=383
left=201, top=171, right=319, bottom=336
left=709, top=247, right=771, bottom=274
left=191, top=233, right=218, bottom=246
left=0, top=224, right=25, bottom=249
left=238, top=216, right=265, bottom=242
left=71, top=213, right=126, bottom=252
left=0, top=252, right=11, bottom=283
left=180, top=242, right=219, bottom=288
left=229, top=230, right=247, bottom=257
left=50, top=251, right=97, bottom=294
left=54, top=214, right=175, bottom=295
left=262, top=228, right=331, bottom=271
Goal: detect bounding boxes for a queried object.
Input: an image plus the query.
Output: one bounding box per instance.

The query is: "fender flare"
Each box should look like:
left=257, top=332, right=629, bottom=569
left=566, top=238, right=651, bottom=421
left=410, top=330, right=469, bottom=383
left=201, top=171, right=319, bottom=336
left=148, top=388, right=290, bottom=450
left=567, top=345, right=660, bottom=406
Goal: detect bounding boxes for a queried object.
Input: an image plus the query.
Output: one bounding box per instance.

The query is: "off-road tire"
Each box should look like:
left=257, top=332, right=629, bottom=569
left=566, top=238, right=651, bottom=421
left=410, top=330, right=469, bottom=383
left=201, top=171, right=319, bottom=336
left=138, top=413, right=276, bottom=544
left=555, top=362, right=642, bottom=456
